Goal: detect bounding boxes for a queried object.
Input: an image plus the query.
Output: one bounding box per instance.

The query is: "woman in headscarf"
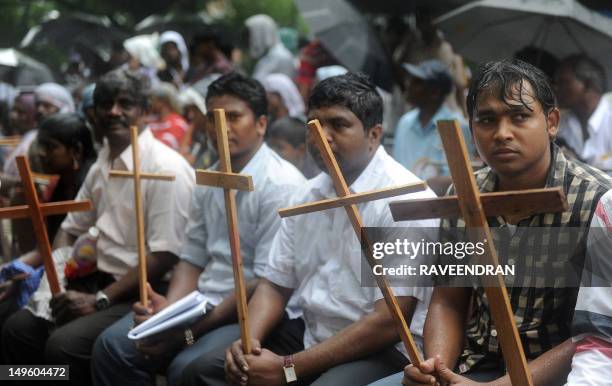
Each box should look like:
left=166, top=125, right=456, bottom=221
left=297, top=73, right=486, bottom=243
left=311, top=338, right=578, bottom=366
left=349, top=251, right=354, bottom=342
left=245, top=14, right=296, bottom=81
left=158, top=31, right=190, bottom=89
left=123, top=34, right=163, bottom=87
left=261, top=73, right=305, bottom=122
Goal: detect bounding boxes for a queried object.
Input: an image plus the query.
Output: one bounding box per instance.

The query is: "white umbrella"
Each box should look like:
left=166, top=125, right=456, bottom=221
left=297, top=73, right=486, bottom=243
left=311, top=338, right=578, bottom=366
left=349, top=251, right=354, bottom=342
left=0, top=48, right=55, bottom=86
left=435, top=0, right=612, bottom=89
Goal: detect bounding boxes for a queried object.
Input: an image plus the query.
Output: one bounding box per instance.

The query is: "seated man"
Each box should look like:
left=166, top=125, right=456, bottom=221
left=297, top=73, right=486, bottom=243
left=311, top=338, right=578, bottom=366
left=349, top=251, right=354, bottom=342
left=92, top=72, right=305, bottom=386
left=372, top=59, right=612, bottom=386
left=1, top=69, right=195, bottom=386
left=181, top=72, right=439, bottom=386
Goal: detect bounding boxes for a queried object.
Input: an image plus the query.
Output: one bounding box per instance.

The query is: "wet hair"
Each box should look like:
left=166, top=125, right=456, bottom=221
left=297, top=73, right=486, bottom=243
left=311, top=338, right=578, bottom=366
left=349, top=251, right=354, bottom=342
left=467, top=59, right=557, bottom=123
left=308, top=72, right=383, bottom=130
left=559, top=54, right=607, bottom=94
left=206, top=72, right=267, bottom=118
left=93, top=69, right=150, bottom=110
left=267, top=117, right=306, bottom=147
left=38, top=113, right=96, bottom=162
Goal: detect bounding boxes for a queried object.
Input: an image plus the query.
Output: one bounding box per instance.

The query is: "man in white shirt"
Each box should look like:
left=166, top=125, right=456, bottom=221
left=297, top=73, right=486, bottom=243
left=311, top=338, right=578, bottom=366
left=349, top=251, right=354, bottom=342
left=92, top=72, right=305, bottom=386
left=182, top=73, right=438, bottom=386
left=1, top=69, right=195, bottom=386
left=555, top=55, right=612, bottom=172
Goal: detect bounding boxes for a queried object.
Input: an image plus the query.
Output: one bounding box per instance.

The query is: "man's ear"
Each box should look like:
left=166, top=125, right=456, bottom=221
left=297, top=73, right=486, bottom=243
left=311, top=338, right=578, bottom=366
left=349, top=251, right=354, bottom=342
left=367, top=123, right=383, bottom=148
left=546, top=107, right=560, bottom=139
left=255, top=114, right=267, bottom=138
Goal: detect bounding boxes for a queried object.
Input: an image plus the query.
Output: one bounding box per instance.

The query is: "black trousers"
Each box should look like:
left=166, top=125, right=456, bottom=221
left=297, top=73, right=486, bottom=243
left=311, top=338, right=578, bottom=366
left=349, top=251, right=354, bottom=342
left=180, top=317, right=408, bottom=386
left=1, top=271, right=132, bottom=386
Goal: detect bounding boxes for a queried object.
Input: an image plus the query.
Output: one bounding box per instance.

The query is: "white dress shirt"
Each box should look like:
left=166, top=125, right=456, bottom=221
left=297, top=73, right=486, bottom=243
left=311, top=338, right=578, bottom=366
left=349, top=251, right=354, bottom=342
left=180, top=143, right=305, bottom=306
left=265, top=146, right=439, bottom=355
left=61, top=128, right=195, bottom=279
left=559, top=97, right=612, bottom=172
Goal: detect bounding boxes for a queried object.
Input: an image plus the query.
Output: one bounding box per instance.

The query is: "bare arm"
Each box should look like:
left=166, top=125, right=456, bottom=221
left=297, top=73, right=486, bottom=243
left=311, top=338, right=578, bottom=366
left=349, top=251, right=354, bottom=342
left=423, top=287, right=472, bottom=368
left=293, top=296, right=418, bottom=378
left=165, top=260, right=203, bottom=304
left=490, top=339, right=575, bottom=386
left=247, top=279, right=293, bottom=342
left=102, top=251, right=178, bottom=304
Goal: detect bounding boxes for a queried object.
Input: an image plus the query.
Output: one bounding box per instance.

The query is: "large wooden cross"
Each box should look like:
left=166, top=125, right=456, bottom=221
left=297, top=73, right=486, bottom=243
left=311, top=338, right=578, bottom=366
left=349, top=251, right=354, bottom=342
left=109, top=126, right=175, bottom=306
left=0, top=155, right=92, bottom=295
left=278, top=119, right=429, bottom=366
left=389, top=120, right=568, bottom=386
left=195, top=109, right=254, bottom=353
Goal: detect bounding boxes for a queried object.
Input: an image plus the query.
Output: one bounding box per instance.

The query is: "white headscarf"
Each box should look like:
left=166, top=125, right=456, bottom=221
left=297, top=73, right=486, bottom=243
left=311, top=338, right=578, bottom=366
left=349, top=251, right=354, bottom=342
left=124, top=34, right=164, bottom=70
left=34, top=82, right=75, bottom=113
left=159, top=30, right=190, bottom=73
left=262, top=73, right=305, bottom=118
left=245, top=14, right=279, bottom=59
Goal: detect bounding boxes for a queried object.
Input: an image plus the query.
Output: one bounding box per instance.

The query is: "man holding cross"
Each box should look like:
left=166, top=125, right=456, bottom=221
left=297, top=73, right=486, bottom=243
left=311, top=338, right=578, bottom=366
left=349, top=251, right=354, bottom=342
left=372, top=60, right=612, bottom=385
left=1, top=69, right=195, bottom=386
left=92, top=72, right=305, bottom=386
left=184, top=72, right=438, bottom=386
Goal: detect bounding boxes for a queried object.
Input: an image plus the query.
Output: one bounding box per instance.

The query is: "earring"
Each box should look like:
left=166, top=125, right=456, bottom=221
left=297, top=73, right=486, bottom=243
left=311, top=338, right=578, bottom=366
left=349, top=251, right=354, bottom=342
left=73, top=157, right=79, bottom=170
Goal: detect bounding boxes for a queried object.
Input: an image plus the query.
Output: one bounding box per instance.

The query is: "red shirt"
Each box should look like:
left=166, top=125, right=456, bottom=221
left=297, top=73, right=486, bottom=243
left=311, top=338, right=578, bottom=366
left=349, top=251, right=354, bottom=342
left=147, top=112, right=189, bottom=151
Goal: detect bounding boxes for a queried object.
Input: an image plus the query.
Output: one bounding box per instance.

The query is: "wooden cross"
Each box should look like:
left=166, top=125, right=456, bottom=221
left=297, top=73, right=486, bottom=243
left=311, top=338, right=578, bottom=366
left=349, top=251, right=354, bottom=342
left=389, top=120, right=569, bottom=386
left=0, top=155, right=92, bottom=295
left=194, top=109, right=254, bottom=354
left=278, top=119, right=429, bottom=366
left=108, top=126, right=175, bottom=306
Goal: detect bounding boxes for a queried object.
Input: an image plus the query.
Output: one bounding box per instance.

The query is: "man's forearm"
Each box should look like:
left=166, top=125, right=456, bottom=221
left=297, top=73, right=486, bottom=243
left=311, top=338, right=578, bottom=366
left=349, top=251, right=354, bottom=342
left=52, top=229, right=77, bottom=250
left=247, top=279, right=291, bottom=342
left=165, top=261, right=202, bottom=304
left=103, top=251, right=178, bottom=303
left=490, top=338, right=576, bottom=386
left=293, top=297, right=416, bottom=378
left=191, top=279, right=260, bottom=338
left=423, top=287, right=471, bottom=368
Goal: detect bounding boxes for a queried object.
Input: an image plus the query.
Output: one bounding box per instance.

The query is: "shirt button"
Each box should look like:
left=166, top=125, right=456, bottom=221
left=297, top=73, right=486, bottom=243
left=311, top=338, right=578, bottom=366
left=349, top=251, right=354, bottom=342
left=491, top=329, right=498, bottom=337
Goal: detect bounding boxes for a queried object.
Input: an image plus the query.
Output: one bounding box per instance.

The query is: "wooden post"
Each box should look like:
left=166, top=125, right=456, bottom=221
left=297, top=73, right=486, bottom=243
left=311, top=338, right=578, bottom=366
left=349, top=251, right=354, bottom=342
left=195, top=109, right=254, bottom=354
left=108, top=126, right=175, bottom=307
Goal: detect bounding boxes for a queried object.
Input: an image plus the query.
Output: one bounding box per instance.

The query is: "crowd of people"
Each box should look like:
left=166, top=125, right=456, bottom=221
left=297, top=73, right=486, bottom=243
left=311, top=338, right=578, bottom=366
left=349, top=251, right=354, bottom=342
left=0, top=10, right=610, bottom=386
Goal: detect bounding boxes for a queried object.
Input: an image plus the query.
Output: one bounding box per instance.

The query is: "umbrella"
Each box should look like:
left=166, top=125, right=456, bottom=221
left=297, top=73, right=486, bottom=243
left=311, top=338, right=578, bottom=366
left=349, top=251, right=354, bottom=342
left=0, top=48, right=55, bottom=86
left=295, top=0, right=395, bottom=91
left=434, top=0, right=612, bottom=89
left=20, top=11, right=129, bottom=75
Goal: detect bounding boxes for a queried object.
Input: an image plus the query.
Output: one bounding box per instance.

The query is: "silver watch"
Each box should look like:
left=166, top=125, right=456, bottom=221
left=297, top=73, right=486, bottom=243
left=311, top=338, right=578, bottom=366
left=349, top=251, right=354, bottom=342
left=95, top=291, right=111, bottom=310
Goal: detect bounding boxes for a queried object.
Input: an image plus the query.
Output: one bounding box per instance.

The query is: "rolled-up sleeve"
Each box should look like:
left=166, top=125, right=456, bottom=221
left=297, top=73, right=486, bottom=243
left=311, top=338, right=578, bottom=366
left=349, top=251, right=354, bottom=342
left=264, top=215, right=298, bottom=289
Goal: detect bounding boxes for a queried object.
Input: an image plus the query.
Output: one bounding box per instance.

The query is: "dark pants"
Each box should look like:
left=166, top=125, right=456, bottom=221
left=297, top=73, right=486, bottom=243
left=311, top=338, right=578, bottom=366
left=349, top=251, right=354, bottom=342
left=180, top=317, right=408, bottom=386
left=1, top=271, right=133, bottom=386
left=0, top=296, right=19, bottom=364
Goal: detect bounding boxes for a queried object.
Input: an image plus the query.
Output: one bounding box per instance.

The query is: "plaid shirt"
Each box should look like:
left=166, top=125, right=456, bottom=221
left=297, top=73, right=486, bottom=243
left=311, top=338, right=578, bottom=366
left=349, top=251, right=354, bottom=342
left=441, top=144, right=612, bottom=373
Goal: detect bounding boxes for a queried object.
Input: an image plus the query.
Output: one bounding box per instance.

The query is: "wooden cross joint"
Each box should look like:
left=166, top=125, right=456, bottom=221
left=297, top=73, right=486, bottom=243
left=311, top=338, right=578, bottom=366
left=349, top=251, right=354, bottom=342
left=0, top=156, right=93, bottom=295
left=195, top=170, right=253, bottom=191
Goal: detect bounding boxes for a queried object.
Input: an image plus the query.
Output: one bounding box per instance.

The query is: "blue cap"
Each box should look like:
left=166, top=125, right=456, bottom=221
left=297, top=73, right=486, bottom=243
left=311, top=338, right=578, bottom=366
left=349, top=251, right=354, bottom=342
left=402, top=59, right=452, bottom=90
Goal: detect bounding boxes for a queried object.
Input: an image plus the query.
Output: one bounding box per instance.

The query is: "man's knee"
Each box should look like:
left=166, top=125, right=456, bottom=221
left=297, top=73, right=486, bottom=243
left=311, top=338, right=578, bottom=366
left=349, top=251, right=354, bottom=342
left=178, top=350, right=226, bottom=386
left=44, top=327, right=73, bottom=364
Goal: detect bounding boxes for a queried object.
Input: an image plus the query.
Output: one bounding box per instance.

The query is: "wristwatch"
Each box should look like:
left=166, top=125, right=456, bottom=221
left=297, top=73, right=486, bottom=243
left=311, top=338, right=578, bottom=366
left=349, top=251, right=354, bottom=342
left=283, top=355, right=297, bottom=384
left=95, top=291, right=111, bottom=310
left=184, top=328, right=195, bottom=347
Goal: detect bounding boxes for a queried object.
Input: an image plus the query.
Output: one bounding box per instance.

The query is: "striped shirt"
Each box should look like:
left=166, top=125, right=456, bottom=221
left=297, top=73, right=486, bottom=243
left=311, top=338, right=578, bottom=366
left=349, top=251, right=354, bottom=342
left=441, top=144, right=612, bottom=373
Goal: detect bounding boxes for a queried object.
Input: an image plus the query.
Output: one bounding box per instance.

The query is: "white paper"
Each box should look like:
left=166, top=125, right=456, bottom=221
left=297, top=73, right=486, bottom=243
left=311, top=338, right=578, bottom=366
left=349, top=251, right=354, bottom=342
left=128, top=290, right=209, bottom=340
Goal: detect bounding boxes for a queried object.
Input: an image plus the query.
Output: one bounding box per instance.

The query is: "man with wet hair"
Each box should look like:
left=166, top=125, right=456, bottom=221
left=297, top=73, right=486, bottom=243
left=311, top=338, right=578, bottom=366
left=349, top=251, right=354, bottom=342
left=370, top=59, right=612, bottom=385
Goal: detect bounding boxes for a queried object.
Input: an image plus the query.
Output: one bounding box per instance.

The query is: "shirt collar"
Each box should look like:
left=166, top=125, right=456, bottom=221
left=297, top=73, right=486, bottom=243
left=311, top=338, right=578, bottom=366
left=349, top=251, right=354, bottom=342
left=310, top=145, right=388, bottom=198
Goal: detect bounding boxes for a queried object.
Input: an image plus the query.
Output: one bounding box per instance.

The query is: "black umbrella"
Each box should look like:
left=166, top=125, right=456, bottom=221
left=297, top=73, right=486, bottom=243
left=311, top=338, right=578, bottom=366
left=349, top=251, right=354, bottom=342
left=295, top=0, right=395, bottom=91
left=0, top=48, right=55, bottom=86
